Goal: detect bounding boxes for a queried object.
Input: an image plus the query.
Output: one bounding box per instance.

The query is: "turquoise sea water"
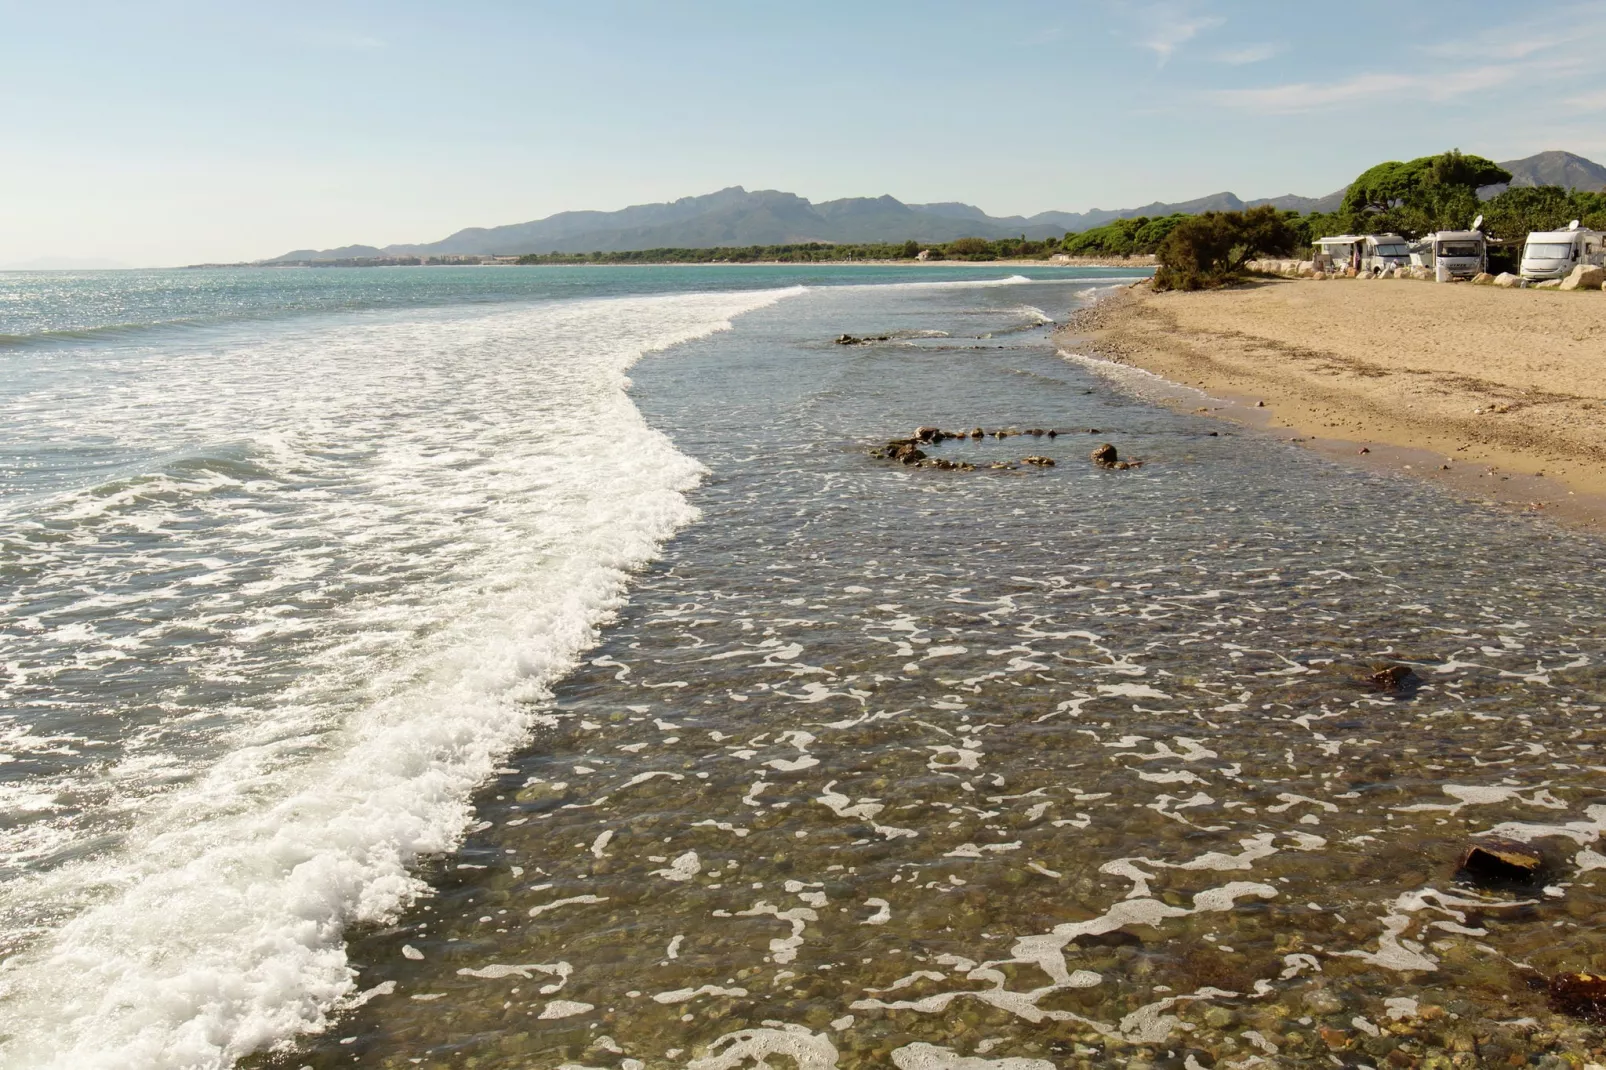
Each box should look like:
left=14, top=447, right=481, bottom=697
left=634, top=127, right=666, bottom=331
left=4, top=264, right=1606, bottom=1069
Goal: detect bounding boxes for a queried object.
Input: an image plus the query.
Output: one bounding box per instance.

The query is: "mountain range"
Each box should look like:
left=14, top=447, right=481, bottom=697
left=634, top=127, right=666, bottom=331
left=271, top=150, right=1606, bottom=262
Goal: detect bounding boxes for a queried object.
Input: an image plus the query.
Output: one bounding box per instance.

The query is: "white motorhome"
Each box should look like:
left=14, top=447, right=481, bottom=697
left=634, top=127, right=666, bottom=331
left=1520, top=221, right=1605, bottom=280
left=1410, top=229, right=1487, bottom=280
left=1312, top=233, right=1412, bottom=275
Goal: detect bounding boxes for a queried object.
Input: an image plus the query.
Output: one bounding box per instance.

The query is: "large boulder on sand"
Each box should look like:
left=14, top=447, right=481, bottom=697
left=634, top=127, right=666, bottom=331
left=1493, top=272, right=1521, bottom=288
left=1471, top=272, right=1494, bottom=285
left=1560, top=264, right=1606, bottom=291
left=1536, top=279, right=1563, bottom=290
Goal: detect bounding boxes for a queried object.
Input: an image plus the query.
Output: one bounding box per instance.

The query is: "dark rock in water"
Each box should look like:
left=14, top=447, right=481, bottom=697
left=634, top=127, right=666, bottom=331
left=899, top=447, right=926, bottom=465
left=1549, top=972, right=1606, bottom=1022
left=1046, top=430, right=1058, bottom=439
left=1459, top=838, right=1545, bottom=885
left=914, top=426, right=942, bottom=444
left=1087, top=428, right=1101, bottom=434
left=1365, top=664, right=1416, bottom=693
left=993, top=429, right=1012, bottom=439
left=835, top=334, right=860, bottom=345
left=970, top=427, right=984, bottom=440
left=1028, top=428, right=1044, bottom=437
left=1090, top=443, right=1119, bottom=466
left=1022, top=455, right=1055, bottom=467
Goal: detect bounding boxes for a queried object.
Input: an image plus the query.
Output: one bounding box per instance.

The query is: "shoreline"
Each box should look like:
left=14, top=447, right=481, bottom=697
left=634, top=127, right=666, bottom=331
left=1055, top=279, right=1606, bottom=530
left=184, top=257, right=1159, bottom=271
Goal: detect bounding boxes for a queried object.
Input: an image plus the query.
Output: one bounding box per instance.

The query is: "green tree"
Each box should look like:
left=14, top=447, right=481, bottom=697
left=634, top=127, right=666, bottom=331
left=1481, top=186, right=1606, bottom=241
left=899, top=239, right=920, bottom=259
left=1153, top=206, right=1297, bottom=291
left=1340, top=150, right=1509, bottom=236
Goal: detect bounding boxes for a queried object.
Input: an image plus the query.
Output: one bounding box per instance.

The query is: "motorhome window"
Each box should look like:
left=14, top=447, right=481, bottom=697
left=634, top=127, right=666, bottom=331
left=1524, top=243, right=1572, bottom=258
left=1436, top=242, right=1480, bottom=258
left=1375, top=244, right=1410, bottom=256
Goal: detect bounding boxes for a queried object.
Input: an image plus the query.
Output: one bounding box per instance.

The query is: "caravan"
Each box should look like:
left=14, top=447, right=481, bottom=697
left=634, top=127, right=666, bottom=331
left=1312, top=234, right=1412, bottom=275
left=1520, top=221, right=1605, bottom=281
left=1409, top=230, right=1487, bottom=280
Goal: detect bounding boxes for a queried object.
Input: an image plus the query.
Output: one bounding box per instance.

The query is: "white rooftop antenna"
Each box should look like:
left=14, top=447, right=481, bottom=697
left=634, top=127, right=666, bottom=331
left=1471, top=214, right=1484, bottom=231
left=1569, top=219, right=1582, bottom=231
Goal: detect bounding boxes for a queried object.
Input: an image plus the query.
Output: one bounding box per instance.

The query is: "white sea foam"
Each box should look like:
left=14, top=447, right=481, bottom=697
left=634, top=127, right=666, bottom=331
left=0, top=286, right=797, bottom=1068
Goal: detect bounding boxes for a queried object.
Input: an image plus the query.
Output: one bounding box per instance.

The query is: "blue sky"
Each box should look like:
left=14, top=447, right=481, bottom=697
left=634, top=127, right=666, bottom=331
left=3, top=0, right=1604, bottom=266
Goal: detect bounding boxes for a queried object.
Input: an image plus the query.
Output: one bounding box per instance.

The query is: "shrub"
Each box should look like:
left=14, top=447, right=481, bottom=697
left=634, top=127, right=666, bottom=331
left=946, top=236, right=991, bottom=257
left=1152, top=206, right=1298, bottom=291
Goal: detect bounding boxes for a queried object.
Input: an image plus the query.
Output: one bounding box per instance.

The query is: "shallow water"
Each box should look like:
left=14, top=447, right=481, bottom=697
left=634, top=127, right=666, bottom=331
left=246, top=280, right=1606, bottom=1068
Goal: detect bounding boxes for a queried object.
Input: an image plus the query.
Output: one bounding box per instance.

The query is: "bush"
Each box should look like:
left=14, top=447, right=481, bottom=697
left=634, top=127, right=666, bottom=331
left=946, top=236, right=992, bottom=257
left=1152, top=206, right=1298, bottom=291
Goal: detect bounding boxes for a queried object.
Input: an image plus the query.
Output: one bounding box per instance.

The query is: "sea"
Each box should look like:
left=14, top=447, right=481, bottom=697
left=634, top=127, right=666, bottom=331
left=1, top=264, right=1604, bottom=1069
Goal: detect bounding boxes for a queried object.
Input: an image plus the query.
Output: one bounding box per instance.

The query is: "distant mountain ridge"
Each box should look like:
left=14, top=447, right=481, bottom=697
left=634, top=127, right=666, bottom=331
left=1480, top=150, right=1606, bottom=198
left=270, top=150, right=1605, bottom=262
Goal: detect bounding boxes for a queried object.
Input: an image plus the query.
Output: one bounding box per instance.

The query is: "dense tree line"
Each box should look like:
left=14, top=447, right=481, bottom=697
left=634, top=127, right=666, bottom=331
left=514, top=236, right=1066, bottom=264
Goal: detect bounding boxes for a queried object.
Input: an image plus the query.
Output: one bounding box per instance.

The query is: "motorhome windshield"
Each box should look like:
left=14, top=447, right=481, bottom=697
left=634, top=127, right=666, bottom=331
left=1374, top=243, right=1410, bottom=256
left=1436, top=242, right=1480, bottom=258
left=1525, top=242, right=1573, bottom=259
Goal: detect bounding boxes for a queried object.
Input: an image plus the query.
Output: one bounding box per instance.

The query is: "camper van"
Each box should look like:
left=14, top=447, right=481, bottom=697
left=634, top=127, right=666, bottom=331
left=1410, top=230, right=1488, bottom=279
left=1312, top=234, right=1412, bottom=275
left=1520, top=222, right=1605, bottom=280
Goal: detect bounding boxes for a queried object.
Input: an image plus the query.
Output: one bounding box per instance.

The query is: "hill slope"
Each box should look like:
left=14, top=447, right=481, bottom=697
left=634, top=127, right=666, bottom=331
left=1483, top=150, right=1606, bottom=196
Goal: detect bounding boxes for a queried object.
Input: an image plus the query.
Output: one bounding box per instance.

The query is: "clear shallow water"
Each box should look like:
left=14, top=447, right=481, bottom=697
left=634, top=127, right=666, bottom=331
left=0, top=265, right=1139, bottom=1067
left=262, top=281, right=1606, bottom=1068
left=5, top=265, right=1606, bottom=1069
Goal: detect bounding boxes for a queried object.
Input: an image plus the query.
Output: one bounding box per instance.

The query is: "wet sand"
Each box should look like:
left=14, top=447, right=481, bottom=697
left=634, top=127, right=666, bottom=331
left=1058, top=278, right=1606, bottom=528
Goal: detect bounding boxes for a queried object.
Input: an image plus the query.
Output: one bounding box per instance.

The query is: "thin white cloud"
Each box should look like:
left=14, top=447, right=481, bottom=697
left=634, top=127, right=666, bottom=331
left=1563, top=90, right=1606, bottom=112
left=1135, top=4, right=1224, bottom=66
left=1211, top=42, right=1281, bottom=65
left=1419, top=35, right=1561, bottom=60
left=1209, top=62, right=1531, bottom=115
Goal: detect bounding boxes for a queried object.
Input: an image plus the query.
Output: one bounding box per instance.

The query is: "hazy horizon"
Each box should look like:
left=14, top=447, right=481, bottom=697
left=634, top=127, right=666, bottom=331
left=4, top=0, right=1604, bottom=268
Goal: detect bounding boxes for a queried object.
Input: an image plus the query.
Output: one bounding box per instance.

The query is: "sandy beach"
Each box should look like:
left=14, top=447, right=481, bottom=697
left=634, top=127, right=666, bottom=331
left=1060, top=277, right=1606, bottom=525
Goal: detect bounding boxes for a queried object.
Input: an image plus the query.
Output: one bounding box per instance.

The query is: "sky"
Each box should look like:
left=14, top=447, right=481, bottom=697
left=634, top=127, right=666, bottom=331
left=4, top=0, right=1604, bottom=267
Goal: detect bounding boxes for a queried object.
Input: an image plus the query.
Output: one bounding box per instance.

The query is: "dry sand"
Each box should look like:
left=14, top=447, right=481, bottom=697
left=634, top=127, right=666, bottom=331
left=1059, top=276, right=1606, bottom=527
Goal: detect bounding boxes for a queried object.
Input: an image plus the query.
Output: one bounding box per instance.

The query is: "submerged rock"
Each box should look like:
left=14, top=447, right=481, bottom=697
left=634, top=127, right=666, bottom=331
left=1459, top=838, right=1545, bottom=885
left=1090, top=443, right=1119, bottom=466
left=1022, top=455, right=1055, bottom=467
left=1364, top=664, right=1416, bottom=693
left=913, top=426, right=942, bottom=444
left=1550, top=972, right=1606, bottom=1022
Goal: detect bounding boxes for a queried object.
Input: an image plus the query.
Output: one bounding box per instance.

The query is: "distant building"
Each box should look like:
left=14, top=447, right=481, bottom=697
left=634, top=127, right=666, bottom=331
left=916, top=249, right=934, bottom=261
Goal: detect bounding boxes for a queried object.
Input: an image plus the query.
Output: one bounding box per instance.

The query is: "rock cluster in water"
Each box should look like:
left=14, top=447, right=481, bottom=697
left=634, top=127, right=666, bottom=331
left=1089, top=442, right=1142, bottom=470
left=871, top=425, right=1142, bottom=473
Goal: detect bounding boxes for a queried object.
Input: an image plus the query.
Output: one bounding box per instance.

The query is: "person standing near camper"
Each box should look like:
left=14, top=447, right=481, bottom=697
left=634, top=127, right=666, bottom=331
left=1350, top=245, right=1361, bottom=275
